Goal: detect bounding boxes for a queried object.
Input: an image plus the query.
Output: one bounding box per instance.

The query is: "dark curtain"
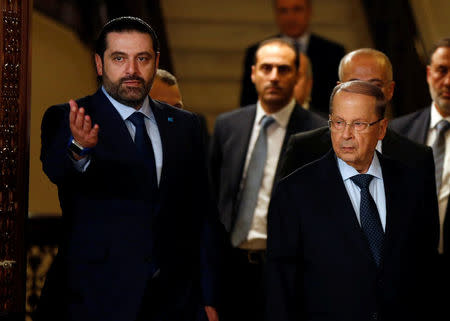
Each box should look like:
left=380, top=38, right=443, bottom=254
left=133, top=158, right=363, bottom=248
left=33, top=0, right=173, bottom=72
left=361, top=0, right=430, bottom=117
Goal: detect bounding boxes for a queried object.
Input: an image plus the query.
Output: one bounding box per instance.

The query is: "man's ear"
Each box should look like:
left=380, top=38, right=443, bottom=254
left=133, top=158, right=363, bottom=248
left=155, top=52, right=160, bottom=70
left=251, top=65, right=256, bottom=84
left=95, top=54, right=103, bottom=76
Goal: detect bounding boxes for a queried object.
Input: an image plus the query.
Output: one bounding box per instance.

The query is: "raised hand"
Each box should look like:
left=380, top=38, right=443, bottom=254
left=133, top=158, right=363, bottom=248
left=69, top=99, right=99, bottom=149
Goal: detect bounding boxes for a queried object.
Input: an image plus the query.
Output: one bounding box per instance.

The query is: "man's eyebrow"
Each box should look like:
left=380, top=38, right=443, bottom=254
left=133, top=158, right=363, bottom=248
left=109, top=51, right=152, bottom=56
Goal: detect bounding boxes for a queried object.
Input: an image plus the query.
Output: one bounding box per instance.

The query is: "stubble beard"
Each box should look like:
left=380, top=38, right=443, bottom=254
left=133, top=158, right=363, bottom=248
left=103, top=72, right=154, bottom=109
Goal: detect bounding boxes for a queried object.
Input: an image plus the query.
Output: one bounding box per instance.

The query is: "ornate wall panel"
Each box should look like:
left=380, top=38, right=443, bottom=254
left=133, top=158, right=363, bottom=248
left=0, top=0, right=30, bottom=317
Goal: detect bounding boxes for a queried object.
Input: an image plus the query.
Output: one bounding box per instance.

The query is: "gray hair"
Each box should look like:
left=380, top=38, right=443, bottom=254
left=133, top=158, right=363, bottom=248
left=329, top=80, right=387, bottom=118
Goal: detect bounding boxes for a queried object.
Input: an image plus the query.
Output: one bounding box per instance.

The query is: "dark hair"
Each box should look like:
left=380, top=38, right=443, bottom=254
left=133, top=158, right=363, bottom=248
left=429, top=38, right=450, bottom=64
left=95, top=16, right=160, bottom=59
left=155, top=69, right=178, bottom=86
left=253, top=38, right=300, bottom=70
left=329, top=80, right=387, bottom=118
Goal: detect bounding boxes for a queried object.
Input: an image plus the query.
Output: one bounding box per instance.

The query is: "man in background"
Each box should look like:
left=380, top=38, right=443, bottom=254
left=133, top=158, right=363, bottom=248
left=210, top=38, right=325, bottom=321
left=293, top=52, right=313, bottom=110
left=390, top=38, right=450, bottom=316
left=240, top=0, right=345, bottom=114
left=150, top=69, right=184, bottom=108
left=150, top=68, right=209, bottom=145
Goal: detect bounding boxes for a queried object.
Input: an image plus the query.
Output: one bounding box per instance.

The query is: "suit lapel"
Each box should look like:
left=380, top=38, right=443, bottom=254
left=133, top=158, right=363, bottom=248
left=150, top=99, right=171, bottom=205
left=415, top=108, right=431, bottom=144
left=319, top=151, right=376, bottom=264
left=89, top=89, right=137, bottom=158
left=381, top=128, right=400, bottom=159
left=377, top=153, right=407, bottom=267
left=230, top=107, right=257, bottom=197
left=274, top=105, right=315, bottom=180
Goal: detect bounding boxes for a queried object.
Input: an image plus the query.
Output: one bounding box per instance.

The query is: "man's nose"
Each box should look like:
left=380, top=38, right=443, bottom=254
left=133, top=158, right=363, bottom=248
left=269, top=67, right=279, bottom=81
left=126, top=59, right=138, bottom=74
left=342, top=123, right=354, bottom=139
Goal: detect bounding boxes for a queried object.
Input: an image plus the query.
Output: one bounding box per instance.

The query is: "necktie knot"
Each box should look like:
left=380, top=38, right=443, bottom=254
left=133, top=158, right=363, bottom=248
left=436, top=119, right=450, bottom=134
left=128, top=112, right=146, bottom=128
left=350, top=174, right=374, bottom=190
left=261, top=115, right=275, bottom=130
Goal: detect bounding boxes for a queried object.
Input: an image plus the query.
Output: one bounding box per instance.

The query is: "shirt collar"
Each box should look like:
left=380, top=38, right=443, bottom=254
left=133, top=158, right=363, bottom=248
left=430, top=101, right=450, bottom=129
left=101, top=86, right=155, bottom=122
left=255, top=98, right=296, bottom=128
left=337, top=152, right=383, bottom=181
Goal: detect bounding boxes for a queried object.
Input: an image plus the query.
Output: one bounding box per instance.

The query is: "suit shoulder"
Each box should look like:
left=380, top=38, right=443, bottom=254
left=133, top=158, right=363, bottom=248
left=310, top=33, right=345, bottom=53
left=289, top=126, right=329, bottom=145
left=215, top=105, right=255, bottom=124
left=386, top=129, right=430, bottom=154
left=279, top=153, right=326, bottom=187
left=389, top=107, right=430, bottom=130
left=292, top=106, right=328, bottom=126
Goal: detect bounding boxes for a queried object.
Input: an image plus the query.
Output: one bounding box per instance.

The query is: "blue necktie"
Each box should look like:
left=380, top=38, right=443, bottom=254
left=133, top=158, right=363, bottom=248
left=432, top=120, right=450, bottom=192
left=231, top=115, right=275, bottom=247
left=350, top=174, right=384, bottom=267
left=128, top=112, right=157, bottom=187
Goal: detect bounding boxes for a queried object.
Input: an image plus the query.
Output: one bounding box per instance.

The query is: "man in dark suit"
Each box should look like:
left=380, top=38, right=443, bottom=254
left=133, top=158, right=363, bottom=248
left=267, top=81, right=439, bottom=321
left=280, top=48, right=436, bottom=179
left=210, top=38, right=325, bottom=321
left=240, top=0, right=345, bottom=115
left=390, top=38, right=450, bottom=315
left=150, top=68, right=210, bottom=149
left=37, top=17, right=220, bottom=321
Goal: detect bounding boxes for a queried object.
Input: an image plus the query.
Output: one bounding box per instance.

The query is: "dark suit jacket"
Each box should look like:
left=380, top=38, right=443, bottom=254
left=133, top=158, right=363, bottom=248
left=266, top=150, right=439, bottom=321
left=240, top=33, right=345, bottom=115
left=389, top=107, right=450, bottom=254
left=37, top=89, right=220, bottom=321
left=209, top=104, right=326, bottom=232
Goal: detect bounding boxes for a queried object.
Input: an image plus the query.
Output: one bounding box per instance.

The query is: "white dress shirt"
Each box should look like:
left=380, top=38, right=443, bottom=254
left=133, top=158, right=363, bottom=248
left=72, top=87, right=163, bottom=185
left=337, top=153, right=387, bottom=231
left=426, top=103, right=450, bottom=253
left=239, top=99, right=296, bottom=250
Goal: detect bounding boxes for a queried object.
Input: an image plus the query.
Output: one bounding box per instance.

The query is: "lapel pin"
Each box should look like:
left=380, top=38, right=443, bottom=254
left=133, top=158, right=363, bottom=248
left=168, top=117, right=174, bottom=123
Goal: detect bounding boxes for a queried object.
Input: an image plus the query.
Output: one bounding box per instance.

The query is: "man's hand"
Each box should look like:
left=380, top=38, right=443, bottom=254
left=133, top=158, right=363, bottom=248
left=205, top=306, right=219, bottom=321
left=69, top=99, right=99, bottom=159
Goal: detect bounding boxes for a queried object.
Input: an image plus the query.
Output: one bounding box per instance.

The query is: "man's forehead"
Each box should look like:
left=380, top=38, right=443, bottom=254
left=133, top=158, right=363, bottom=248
left=343, top=58, right=386, bottom=80
left=256, top=45, right=296, bottom=64
left=431, top=47, right=450, bottom=65
left=333, top=91, right=376, bottom=108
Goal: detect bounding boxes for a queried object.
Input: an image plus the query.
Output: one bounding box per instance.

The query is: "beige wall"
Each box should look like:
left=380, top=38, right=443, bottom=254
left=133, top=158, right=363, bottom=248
left=29, top=11, right=97, bottom=217
left=410, top=0, right=450, bottom=56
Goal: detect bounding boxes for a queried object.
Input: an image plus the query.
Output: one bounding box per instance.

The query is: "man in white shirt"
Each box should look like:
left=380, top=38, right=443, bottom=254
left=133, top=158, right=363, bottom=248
left=209, top=38, right=325, bottom=321
left=267, top=80, right=439, bottom=321
left=239, top=0, right=346, bottom=115
left=390, top=37, right=450, bottom=320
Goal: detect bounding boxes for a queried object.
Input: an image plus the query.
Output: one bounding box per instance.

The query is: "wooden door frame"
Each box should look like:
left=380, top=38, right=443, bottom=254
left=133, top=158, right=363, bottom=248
left=0, top=0, right=31, bottom=318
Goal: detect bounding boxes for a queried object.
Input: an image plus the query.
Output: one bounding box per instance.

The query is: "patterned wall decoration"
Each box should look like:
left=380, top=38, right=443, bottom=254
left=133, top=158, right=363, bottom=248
left=0, top=0, right=30, bottom=315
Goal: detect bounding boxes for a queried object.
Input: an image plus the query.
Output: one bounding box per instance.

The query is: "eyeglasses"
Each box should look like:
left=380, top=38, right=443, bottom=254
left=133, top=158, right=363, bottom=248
left=328, top=118, right=384, bottom=132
